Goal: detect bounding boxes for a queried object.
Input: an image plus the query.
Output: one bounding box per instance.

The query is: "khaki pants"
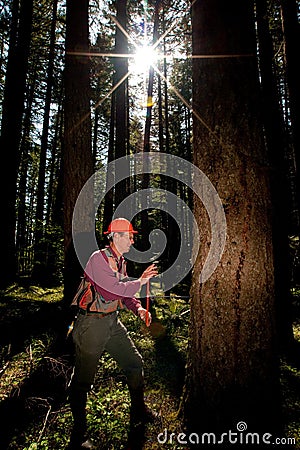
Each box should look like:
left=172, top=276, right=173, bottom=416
left=70, top=312, right=144, bottom=392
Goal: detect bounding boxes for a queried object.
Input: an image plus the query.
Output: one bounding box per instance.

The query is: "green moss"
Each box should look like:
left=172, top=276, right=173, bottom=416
left=0, top=284, right=299, bottom=449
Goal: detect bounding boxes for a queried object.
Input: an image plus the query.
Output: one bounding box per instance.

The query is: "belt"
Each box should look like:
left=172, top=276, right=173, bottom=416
left=78, top=308, right=116, bottom=318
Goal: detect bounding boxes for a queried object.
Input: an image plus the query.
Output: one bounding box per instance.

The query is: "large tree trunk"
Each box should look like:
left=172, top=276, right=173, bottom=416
left=0, top=0, right=33, bottom=287
left=64, top=1, right=94, bottom=305
left=183, top=0, right=280, bottom=437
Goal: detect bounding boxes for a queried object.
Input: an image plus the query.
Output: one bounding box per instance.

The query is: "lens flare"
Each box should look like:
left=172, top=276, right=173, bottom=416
left=133, top=45, right=158, bottom=74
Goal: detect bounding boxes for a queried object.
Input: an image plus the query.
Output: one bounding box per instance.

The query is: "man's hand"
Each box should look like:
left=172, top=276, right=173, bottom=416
left=139, top=264, right=158, bottom=286
left=137, top=307, right=152, bottom=326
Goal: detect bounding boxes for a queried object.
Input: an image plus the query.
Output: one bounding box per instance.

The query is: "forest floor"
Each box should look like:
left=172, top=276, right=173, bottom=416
left=0, top=284, right=299, bottom=450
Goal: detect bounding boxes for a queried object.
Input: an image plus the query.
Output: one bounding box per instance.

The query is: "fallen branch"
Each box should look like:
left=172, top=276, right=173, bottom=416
left=0, top=361, right=10, bottom=377
left=37, top=405, right=52, bottom=443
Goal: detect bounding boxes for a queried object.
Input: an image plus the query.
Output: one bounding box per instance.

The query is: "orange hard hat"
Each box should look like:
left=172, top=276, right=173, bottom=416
left=103, top=218, right=138, bottom=235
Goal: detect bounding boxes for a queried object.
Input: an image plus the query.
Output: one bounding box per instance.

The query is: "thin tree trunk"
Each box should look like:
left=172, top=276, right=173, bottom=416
left=103, top=87, right=116, bottom=231
left=33, top=0, right=58, bottom=281
left=280, top=0, right=300, bottom=216
left=256, top=0, right=294, bottom=348
left=114, top=0, right=129, bottom=208
left=16, top=68, right=37, bottom=276
left=140, top=0, right=160, bottom=250
left=46, top=87, right=63, bottom=225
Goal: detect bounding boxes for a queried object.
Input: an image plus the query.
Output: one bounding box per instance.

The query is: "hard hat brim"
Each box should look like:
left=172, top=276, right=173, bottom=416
left=103, top=230, right=138, bottom=234
left=103, top=218, right=138, bottom=235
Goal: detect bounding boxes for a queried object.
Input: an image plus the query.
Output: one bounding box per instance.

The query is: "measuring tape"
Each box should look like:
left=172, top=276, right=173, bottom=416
left=146, top=279, right=150, bottom=327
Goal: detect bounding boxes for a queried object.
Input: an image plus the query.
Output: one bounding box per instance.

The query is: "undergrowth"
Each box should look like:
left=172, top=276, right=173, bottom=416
left=0, top=285, right=299, bottom=449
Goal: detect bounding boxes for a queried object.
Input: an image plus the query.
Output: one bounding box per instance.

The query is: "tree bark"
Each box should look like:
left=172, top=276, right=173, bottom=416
left=33, top=0, right=58, bottom=282
left=64, top=0, right=94, bottom=304
left=183, top=0, right=280, bottom=437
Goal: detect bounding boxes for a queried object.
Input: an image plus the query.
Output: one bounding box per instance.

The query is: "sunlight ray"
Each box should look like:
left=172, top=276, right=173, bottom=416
left=190, top=53, right=254, bottom=59
left=93, top=70, right=132, bottom=110
left=152, top=15, right=182, bottom=51
left=151, top=63, right=224, bottom=149
left=67, top=51, right=253, bottom=61
left=152, top=0, right=198, bottom=51
left=69, top=70, right=132, bottom=134
left=109, top=14, right=139, bottom=49
left=67, top=0, right=251, bottom=141
left=67, top=51, right=137, bottom=58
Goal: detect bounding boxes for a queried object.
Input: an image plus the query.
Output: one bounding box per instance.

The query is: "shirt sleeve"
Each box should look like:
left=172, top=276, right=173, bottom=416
left=122, top=296, right=142, bottom=315
left=84, top=250, right=142, bottom=300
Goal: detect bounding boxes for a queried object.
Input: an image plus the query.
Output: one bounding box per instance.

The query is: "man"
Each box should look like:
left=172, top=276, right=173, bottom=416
left=68, top=218, right=158, bottom=449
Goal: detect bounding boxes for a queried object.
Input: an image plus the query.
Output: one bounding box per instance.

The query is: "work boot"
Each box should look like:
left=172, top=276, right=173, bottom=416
left=129, top=387, right=159, bottom=427
left=68, top=389, right=94, bottom=449
left=68, top=431, right=94, bottom=449
left=130, top=404, right=159, bottom=425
